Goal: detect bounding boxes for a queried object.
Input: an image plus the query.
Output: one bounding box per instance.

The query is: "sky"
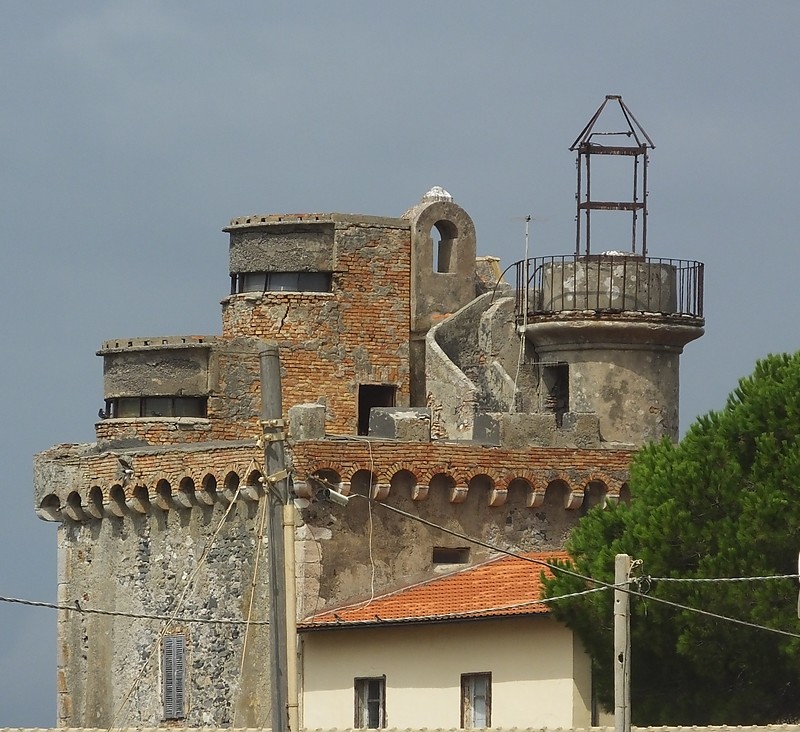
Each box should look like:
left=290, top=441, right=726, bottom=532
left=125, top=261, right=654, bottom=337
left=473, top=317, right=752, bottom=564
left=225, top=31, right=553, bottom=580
left=2, top=2, right=799, bottom=725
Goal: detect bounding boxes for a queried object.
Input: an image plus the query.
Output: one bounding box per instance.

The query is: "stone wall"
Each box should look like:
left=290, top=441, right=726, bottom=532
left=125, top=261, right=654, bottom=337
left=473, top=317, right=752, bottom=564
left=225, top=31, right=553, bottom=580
left=290, top=439, right=631, bottom=618
left=55, top=505, right=271, bottom=727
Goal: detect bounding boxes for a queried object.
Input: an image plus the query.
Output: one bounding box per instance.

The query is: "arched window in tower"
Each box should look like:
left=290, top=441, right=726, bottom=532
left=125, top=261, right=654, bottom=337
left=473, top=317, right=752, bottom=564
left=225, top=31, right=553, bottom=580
left=430, top=220, right=458, bottom=273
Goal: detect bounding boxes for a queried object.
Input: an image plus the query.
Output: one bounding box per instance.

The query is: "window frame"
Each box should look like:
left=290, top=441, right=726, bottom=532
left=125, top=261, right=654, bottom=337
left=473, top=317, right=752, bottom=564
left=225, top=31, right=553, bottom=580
left=461, top=671, right=491, bottom=728
left=354, top=675, right=386, bottom=729
left=232, top=271, right=333, bottom=294
left=108, top=396, right=208, bottom=419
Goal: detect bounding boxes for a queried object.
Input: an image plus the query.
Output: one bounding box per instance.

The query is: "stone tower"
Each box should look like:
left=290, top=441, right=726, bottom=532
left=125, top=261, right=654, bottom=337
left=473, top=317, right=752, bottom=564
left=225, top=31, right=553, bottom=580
left=516, top=96, right=704, bottom=444
left=33, top=101, right=702, bottom=727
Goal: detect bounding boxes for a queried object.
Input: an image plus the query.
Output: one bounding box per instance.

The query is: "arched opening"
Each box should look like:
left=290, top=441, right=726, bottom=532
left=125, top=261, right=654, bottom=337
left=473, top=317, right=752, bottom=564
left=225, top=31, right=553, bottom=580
left=109, top=484, right=127, bottom=517
left=132, top=484, right=151, bottom=513
left=156, top=479, right=172, bottom=507
left=179, top=476, right=196, bottom=500
left=351, top=469, right=380, bottom=498
left=87, top=486, right=104, bottom=518
left=581, top=480, right=608, bottom=515
left=37, top=494, right=62, bottom=521
left=309, top=468, right=342, bottom=495
left=201, top=473, right=218, bottom=502
left=543, top=480, right=570, bottom=507
left=430, top=220, right=458, bottom=273
left=389, top=469, right=417, bottom=501
left=467, top=473, right=495, bottom=504
left=224, top=471, right=240, bottom=491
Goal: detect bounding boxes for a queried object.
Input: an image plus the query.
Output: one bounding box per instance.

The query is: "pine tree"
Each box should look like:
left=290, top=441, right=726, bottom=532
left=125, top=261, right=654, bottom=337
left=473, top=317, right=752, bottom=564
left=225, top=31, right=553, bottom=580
left=544, top=352, right=800, bottom=724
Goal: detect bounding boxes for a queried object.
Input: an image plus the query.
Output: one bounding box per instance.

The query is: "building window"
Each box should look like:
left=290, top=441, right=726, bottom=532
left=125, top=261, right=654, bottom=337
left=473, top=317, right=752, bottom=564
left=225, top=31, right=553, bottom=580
left=108, top=396, right=207, bottom=419
left=355, top=676, right=386, bottom=729
left=432, top=546, right=470, bottom=565
left=232, top=271, right=332, bottom=294
left=461, top=672, right=491, bottom=728
left=163, top=634, right=186, bottom=720
left=357, top=384, right=396, bottom=436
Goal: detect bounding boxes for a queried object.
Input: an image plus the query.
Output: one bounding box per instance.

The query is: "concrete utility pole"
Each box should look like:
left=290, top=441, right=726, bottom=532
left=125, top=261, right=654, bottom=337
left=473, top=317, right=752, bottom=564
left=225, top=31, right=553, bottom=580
left=260, top=345, right=298, bottom=732
left=614, top=553, right=632, bottom=732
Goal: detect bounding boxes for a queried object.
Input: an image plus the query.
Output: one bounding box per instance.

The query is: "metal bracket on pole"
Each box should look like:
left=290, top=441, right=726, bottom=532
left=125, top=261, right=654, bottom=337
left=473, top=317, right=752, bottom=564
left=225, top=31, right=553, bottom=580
left=264, top=469, right=290, bottom=485
left=261, top=432, right=287, bottom=443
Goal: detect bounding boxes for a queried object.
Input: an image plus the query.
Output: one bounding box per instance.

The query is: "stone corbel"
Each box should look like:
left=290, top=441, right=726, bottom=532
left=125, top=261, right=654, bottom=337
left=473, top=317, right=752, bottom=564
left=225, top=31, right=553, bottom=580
left=240, top=484, right=260, bottom=502
left=411, top=484, right=429, bottom=501
left=449, top=484, right=469, bottom=503
left=487, top=487, right=508, bottom=507
left=526, top=488, right=545, bottom=509
left=107, top=488, right=127, bottom=518
left=371, top=483, right=390, bottom=501
left=565, top=491, right=585, bottom=510
left=174, top=489, right=195, bottom=509
left=196, top=488, right=216, bottom=506
left=126, top=486, right=151, bottom=514
left=63, top=494, right=85, bottom=522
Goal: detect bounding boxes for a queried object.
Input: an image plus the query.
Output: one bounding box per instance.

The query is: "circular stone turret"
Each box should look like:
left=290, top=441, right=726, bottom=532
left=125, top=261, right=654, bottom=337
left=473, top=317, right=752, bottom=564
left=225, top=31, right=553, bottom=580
left=520, top=253, right=704, bottom=445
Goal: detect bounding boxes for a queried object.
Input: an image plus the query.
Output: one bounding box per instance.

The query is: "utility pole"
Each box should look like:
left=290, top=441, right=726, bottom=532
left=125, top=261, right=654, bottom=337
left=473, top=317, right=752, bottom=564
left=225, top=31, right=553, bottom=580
left=614, top=553, right=632, bottom=732
left=261, top=345, right=298, bottom=732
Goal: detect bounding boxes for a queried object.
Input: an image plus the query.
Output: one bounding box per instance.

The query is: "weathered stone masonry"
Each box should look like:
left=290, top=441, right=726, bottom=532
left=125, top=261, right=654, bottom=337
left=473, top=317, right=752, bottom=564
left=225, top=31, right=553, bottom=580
left=34, top=184, right=703, bottom=727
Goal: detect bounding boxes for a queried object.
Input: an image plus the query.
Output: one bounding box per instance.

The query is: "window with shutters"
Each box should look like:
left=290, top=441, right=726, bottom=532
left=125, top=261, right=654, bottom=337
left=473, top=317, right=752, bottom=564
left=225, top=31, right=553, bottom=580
left=163, top=634, right=186, bottom=720
left=354, top=676, right=386, bottom=728
left=461, top=672, right=491, bottom=728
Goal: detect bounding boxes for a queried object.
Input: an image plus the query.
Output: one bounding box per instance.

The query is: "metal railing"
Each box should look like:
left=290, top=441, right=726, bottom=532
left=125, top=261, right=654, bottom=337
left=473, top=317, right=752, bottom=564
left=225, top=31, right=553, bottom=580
left=514, top=255, right=704, bottom=321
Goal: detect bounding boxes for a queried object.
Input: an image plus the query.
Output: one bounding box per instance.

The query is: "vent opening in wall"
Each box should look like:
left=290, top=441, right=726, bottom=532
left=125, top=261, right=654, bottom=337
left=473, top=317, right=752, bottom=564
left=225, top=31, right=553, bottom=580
left=430, top=220, right=458, bottom=273
left=357, top=384, right=396, bottom=436
left=542, top=363, right=569, bottom=426
left=432, top=546, right=470, bottom=565
left=163, top=633, right=186, bottom=720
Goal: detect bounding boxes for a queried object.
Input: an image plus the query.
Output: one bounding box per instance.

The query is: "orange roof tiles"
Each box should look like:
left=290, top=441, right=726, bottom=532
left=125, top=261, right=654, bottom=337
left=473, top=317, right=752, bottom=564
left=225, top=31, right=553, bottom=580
left=300, top=551, right=570, bottom=629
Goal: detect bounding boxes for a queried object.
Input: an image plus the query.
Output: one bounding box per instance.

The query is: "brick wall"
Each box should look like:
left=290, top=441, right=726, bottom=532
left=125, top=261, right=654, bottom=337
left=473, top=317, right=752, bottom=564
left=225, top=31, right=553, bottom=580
left=221, top=222, right=412, bottom=435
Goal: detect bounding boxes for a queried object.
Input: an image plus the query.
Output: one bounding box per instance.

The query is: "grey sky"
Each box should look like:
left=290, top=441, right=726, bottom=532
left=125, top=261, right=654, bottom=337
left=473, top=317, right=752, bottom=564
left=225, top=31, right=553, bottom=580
left=2, top=2, right=799, bottom=725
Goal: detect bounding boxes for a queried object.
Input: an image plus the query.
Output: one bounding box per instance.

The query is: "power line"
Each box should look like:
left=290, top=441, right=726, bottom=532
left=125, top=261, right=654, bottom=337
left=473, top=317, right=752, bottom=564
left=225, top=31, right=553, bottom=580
left=648, top=573, right=798, bottom=583
left=320, top=486, right=800, bottom=641
left=626, top=584, right=800, bottom=640
left=0, top=594, right=268, bottom=625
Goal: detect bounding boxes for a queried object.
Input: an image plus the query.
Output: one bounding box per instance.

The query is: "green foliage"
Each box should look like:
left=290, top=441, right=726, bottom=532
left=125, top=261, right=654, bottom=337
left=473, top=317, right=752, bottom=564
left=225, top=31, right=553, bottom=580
left=543, top=352, right=800, bottom=724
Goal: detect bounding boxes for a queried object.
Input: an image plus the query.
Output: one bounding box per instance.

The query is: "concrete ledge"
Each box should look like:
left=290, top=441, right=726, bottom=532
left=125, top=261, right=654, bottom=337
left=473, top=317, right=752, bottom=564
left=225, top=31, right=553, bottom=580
left=368, top=408, right=431, bottom=441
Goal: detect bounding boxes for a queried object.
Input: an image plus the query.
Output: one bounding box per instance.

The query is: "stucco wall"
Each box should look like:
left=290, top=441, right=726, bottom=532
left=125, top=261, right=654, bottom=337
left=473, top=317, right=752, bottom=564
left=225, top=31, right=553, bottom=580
left=300, top=616, right=592, bottom=729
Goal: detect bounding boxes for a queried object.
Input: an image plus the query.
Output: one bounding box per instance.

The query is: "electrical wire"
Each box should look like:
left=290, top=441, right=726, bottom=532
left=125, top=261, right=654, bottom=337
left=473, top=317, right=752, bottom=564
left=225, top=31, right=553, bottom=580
left=234, top=479, right=271, bottom=728
left=313, top=479, right=800, bottom=641
left=308, top=582, right=612, bottom=624
left=625, top=584, right=800, bottom=640
left=0, top=594, right=269, bottom=625
left=648, top=573, right=799, bottom=583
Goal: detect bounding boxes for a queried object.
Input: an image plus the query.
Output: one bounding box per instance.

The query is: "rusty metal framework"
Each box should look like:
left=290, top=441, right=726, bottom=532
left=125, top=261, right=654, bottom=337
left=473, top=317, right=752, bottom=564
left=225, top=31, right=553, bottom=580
left=571, top=95, right=655, bottom=257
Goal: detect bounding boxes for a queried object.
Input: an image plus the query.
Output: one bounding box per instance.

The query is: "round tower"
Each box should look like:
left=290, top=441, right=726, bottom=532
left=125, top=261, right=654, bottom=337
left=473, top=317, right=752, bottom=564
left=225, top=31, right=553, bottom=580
left=517, top=96, right=704, bottom=445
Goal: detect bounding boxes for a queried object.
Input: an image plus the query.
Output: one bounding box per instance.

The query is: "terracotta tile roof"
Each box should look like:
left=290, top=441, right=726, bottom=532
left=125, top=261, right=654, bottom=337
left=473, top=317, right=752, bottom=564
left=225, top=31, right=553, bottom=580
left=300, top=551, right=570, bottom=629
